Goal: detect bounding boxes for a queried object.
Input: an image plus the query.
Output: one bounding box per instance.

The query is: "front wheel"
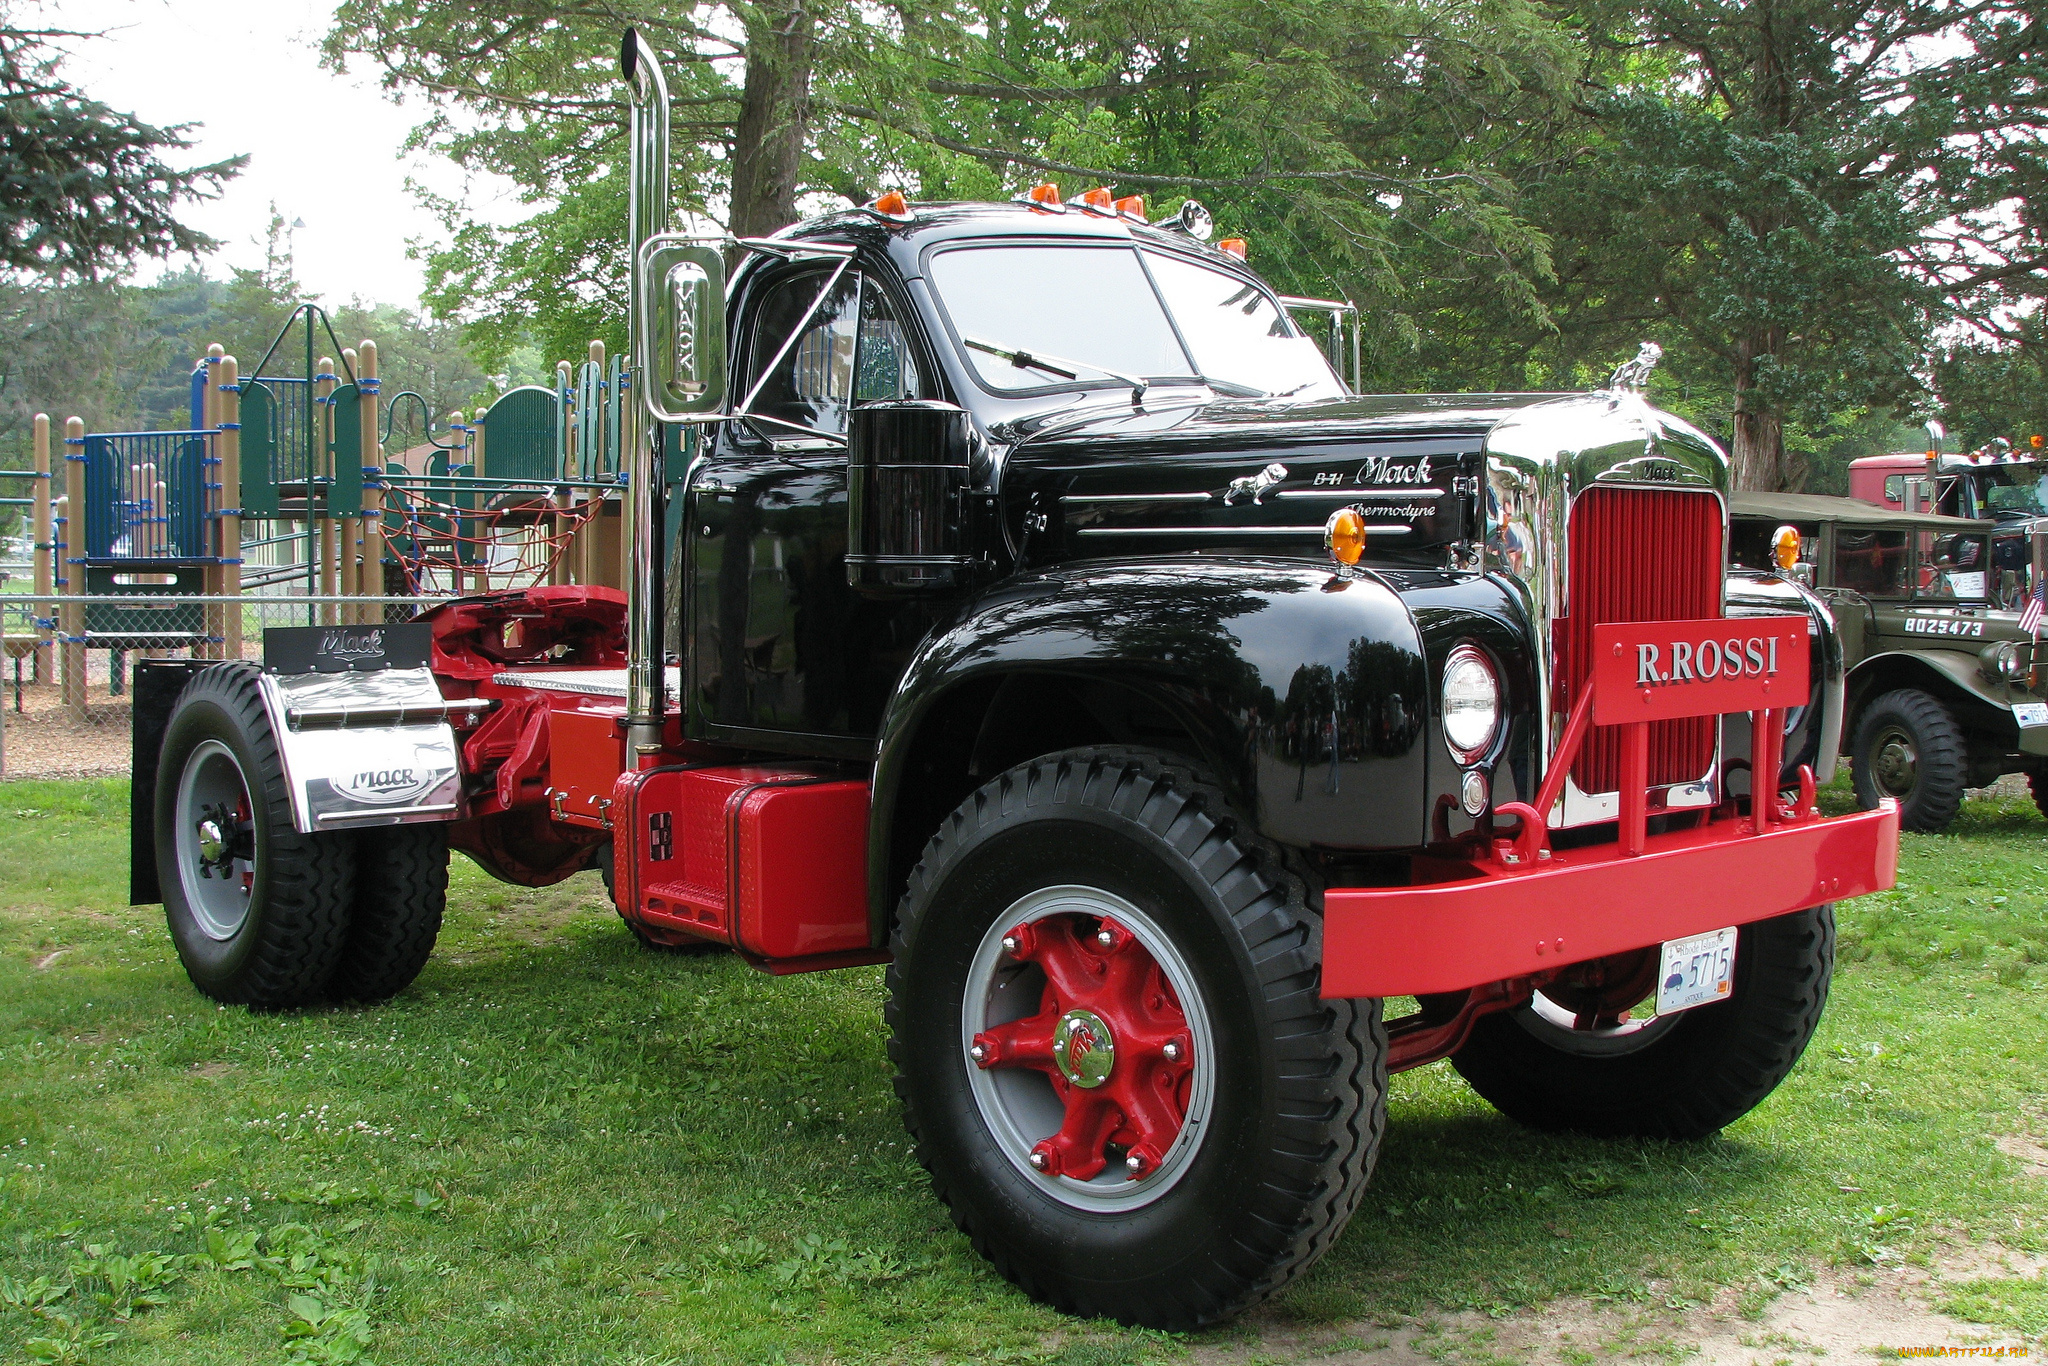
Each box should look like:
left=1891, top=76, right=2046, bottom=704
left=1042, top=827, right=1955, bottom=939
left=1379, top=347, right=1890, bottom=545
left=1851, top=688, right=1966, bottom=833
left=887, top=747, right=1386, bottom=1330
left=1451, top=905, right=1834, bottom=1139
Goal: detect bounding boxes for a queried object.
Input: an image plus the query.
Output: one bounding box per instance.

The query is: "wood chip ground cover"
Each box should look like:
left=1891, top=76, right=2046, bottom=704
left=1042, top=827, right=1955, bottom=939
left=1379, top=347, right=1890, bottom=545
left=0, top=777, right=2043, bottom=1363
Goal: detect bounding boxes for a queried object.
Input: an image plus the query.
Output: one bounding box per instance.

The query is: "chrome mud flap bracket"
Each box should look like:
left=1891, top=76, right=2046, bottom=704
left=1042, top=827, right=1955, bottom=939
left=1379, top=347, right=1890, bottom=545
left=255, top=666, right=483, bottom=832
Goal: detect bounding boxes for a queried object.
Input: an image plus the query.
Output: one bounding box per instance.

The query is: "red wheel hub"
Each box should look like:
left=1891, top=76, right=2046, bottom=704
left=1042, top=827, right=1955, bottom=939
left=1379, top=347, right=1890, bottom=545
left=236, top=793, right=254, bottom=895
left=970, top=916, right=1195, bottom=1181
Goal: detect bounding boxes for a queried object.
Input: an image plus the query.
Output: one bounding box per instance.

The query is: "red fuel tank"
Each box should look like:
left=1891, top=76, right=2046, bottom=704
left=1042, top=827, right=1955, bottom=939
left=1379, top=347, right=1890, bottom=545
left=613, top=765, right=875, bottom=966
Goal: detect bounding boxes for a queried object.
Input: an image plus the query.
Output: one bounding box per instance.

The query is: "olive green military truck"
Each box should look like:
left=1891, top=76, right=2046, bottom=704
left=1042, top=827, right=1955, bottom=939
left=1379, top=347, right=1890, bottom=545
left=1732, top=491, right=2048, bottom=832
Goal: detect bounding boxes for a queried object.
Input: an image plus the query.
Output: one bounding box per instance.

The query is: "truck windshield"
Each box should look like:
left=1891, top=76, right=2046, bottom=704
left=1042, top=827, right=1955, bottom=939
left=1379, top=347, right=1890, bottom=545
left=927, top=242, right=1339, bottom=399
left=1972, top=467, right=2048, bottom=518
left=1141, top=249, right=1344, bottom=398
left=1917, top=530, right=1990, bottom=601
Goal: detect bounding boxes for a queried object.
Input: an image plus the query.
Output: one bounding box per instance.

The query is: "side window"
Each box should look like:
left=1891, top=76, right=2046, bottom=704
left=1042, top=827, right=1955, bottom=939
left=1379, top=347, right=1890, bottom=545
left=1833, top=529, right=1911, bottom=597
left=746, top=269, right=861, bottom=438
left=1883, top=474, right=1903, bottom=504
left=855, top=282, right=922, bottom=402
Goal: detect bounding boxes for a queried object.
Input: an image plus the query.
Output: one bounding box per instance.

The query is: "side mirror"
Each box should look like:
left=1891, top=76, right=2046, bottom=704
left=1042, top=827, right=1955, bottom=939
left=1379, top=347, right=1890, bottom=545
left=635, top=236, right=727, bottom=421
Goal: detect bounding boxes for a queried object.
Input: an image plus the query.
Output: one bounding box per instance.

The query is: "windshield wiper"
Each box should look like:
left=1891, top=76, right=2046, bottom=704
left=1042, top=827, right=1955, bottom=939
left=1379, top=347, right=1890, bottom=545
left=964, top=336, right=1151, bottom=407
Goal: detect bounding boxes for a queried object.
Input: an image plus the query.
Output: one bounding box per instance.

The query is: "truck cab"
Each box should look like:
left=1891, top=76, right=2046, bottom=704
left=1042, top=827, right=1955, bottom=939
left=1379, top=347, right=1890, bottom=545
left=1851, top=446, right=2048, bottom=608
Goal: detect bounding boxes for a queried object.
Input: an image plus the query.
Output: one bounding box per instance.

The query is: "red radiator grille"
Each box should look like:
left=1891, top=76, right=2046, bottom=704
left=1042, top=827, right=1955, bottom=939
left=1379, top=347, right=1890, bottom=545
left=1560, top=485, right=1723, bottom=795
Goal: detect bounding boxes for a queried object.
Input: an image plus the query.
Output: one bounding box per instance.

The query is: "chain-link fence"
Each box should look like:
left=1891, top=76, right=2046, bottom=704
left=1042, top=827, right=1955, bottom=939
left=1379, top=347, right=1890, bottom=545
left=0, top=593, right=457, bottom=780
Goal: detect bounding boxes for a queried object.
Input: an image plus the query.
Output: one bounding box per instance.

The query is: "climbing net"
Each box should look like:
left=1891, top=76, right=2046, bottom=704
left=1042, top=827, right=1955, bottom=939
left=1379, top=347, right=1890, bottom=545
left=380, top=484, right=608, bottom=595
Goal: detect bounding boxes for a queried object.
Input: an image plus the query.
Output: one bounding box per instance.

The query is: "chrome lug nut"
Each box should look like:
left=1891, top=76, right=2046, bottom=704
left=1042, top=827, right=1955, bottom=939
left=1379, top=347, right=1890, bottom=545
left=1161, top=1041, right=1181, bottom=1062
left=969, top=1043, right=987, bottom=1063
left=1125, top=1153, right=1144, bottom=1173
left=1001, top=934, right=1019, bottom=954
left=1028, top=1150, right=1049, bottom=1171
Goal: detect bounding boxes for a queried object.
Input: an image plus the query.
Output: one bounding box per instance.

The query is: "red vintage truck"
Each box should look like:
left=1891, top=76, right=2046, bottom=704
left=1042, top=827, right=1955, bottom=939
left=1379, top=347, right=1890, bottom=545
left=130, top=30, right=1898, bottom=1330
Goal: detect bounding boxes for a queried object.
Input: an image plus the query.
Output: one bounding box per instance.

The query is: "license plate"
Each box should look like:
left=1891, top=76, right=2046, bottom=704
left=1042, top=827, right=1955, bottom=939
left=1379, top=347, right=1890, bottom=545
left=2014, top=701, right=2048, bottom=727
left=1656, top=927, right=1737, bottom=1016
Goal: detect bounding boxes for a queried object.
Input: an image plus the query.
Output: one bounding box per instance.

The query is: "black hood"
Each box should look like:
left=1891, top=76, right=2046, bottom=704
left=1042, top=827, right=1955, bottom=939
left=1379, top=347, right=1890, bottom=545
left=999, top=392, right=1562, bottom=569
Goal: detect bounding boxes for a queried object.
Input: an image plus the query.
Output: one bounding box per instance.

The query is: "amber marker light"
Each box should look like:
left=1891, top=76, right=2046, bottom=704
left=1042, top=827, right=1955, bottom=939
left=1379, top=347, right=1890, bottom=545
left=1218, top=237, right=1248, bottom=260
left=868, top=190, right=912, bottom=220
left=1025, top=182, right=1063, bottom=210
left=1324, top=507, right=1366, bottom=567
left=1772, top=525, right=1800, bottom=573
left=1076, top=186, right=1115, bottom=212
left=1113, top=195, right=1146, bottom=221
left=2034, top=434, right=2044, bottom=450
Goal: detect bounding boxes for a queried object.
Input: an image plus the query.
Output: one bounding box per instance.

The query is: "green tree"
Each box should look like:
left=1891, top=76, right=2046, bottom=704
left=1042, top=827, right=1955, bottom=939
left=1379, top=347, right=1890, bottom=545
left=0, top=14, right=243, bottom=280
left=324, top=0, right=1578, bottom=376
left=1515, top=0, right=2046, bottom=490
left=1935, top=320, right=2048, bottom=453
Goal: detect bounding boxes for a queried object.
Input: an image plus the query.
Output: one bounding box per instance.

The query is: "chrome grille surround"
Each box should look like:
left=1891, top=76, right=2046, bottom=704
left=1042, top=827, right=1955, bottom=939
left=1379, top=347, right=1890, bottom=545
left=1480, top=392, right=1731, bottom=828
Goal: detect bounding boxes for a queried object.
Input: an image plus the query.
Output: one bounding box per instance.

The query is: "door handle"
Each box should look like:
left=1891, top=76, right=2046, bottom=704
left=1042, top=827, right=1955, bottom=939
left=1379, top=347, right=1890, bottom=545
left=690, top=479, right=735, bottom=497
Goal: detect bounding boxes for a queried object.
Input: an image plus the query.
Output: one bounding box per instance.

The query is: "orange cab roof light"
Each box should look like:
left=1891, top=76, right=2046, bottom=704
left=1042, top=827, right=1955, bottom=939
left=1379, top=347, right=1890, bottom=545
left=1113, top=195, right=1146, bottom=221
left=1217, top=237, right=1248, bottom=260
left=2034, top=434, right=2044, bottom=450
left=1074, top=186, right=1115, bottom=213
left=867, top=190, right=912, bottom=221
left=1022, top=182, right=1065, bottom=211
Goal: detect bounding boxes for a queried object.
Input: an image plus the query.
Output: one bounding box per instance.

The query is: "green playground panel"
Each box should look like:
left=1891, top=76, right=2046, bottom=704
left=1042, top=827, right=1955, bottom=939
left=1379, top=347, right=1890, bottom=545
left=478, top=385, right=560, bottom=483
left=328, top=383, right=364, bottom=517
left=240, top=381, right=280, bottom=517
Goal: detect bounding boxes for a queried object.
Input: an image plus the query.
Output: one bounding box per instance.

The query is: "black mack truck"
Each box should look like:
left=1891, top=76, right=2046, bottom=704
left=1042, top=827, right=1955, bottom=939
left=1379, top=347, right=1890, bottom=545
left=132, top=30, right=1899, bottom=1330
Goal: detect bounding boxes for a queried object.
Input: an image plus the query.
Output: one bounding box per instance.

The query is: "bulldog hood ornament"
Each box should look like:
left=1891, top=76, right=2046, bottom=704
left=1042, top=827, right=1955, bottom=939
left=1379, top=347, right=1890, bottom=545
left=1606, top=342, right=1662, bottom=393
left=1222, top=463, right=1287, bottom=505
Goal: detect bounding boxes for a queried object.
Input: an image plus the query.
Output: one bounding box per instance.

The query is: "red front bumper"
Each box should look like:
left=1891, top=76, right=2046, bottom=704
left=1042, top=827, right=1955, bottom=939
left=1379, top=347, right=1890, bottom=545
left=1321, top=802, right=1898, bottom=999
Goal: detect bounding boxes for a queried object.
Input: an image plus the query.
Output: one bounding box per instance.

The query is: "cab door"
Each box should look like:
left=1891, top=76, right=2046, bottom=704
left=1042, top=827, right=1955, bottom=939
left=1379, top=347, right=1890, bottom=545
left=683, top=264, right=930, bottom=748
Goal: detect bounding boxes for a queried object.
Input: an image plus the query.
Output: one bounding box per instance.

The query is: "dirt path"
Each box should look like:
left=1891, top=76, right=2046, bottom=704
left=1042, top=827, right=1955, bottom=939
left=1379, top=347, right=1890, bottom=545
left=1202, top=1252, right=2044, bottom=1364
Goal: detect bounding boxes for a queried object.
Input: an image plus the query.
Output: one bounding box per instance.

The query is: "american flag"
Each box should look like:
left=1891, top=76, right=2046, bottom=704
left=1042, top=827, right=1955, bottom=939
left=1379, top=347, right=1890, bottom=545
left=2022, top=576, right=2047, bottom=637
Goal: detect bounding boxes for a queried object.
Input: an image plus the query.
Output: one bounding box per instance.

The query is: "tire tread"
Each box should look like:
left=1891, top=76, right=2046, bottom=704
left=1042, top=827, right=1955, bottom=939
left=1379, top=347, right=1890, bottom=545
left=332, top=824, right=447, bottom=1001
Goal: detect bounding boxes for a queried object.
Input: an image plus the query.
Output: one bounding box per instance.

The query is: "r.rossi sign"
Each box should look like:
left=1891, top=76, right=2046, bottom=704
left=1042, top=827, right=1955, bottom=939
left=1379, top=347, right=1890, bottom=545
left=1590, top=615, right=1810, bottom=725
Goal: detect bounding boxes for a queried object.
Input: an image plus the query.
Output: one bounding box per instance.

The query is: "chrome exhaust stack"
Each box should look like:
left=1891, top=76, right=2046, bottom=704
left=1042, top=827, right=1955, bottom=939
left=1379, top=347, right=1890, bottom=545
left=621, top=27, right=671, bottom=754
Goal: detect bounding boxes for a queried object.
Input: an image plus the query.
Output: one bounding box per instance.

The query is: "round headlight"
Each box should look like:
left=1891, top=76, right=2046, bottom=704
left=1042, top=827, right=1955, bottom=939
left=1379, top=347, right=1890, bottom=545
left=1442, top=644, right=1501, bottom=761
left=1982, top=639, right=2030, bottom=682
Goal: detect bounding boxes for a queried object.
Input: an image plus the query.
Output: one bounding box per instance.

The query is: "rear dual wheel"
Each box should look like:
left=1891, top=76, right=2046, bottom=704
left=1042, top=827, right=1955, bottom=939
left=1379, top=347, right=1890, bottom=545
left=157, top=664, right=446, bottom=1009
left=888, top=747, right=1387, bottom=1330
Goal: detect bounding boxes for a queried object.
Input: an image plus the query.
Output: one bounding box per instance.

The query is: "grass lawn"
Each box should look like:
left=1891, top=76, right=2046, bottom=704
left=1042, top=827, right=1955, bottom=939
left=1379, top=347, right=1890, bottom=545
left=2, top=777, right=2045, bottom=1363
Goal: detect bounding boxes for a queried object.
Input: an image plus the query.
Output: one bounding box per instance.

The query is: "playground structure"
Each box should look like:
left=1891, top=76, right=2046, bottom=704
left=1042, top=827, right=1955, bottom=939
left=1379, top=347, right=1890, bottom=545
left=9, top=305, right=637, bottom=719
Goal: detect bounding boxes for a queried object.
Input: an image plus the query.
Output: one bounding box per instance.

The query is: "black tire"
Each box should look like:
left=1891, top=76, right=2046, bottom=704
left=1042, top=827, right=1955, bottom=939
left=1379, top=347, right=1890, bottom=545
left=1451, top=904, right=1835, bottom=1140
left=2028, top=767, right=2048, bottom=822
left=331, top=824, right=447, bottom=1001
left=154, top=663, right=355, bottom=1009
left=1851, top=687, right=1967, bottom=833
left=886, top=746, right=1387, bottom=1330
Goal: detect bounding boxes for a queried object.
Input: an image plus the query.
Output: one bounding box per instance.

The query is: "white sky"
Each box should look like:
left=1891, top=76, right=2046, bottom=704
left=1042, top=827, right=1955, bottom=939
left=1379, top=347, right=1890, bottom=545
left=42, top=0, right=524, bottom=310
